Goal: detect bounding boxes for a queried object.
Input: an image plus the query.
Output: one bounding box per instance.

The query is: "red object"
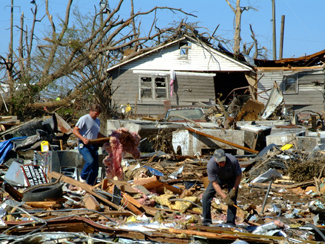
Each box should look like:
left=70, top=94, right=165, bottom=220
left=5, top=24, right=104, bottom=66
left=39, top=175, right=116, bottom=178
left=103, top=128, right=141, bottom=180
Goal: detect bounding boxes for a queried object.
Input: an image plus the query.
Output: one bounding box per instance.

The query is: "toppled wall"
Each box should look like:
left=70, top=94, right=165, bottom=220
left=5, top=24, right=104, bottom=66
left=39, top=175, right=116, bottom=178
left=172, top=129, right=245, bottom=156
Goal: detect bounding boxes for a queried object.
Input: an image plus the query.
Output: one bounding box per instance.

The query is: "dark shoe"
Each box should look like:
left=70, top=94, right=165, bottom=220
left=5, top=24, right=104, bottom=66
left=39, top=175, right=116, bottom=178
left=224, top=222, right=236, bottom=228
left=202, top=222, right=211, bottom=226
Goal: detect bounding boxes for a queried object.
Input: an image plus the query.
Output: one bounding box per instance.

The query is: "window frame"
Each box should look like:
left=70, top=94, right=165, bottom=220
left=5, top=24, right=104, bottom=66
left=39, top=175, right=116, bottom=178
left=179, top=41, right=191, bottom=58
left=282, top=74, right=299, bottom=94
left=139, top=75, right=169, bottom=100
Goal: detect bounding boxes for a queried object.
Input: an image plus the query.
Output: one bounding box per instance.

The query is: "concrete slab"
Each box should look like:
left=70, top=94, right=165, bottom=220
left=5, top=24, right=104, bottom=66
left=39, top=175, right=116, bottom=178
left=266, top=131, right=305, bottom=147
left=236, top=120, right=290, bottom=127
left=237, top=124, right=271, bottom=151
left=172, top=129, right=245, bottom=156
left=307, top=131, right=325, bottom=137
left=296, top=136, right=325, bottom=152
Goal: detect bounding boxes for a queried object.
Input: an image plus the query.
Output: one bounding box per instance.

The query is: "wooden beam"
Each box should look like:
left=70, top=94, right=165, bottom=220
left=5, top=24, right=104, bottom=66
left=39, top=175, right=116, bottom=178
left=122, top=192, right=142, bottom=209
left=24, top=201, right=58, bottom=208
left=88, top=137, right=111, bottom=145
left=134, top=176, right=182, bottom=195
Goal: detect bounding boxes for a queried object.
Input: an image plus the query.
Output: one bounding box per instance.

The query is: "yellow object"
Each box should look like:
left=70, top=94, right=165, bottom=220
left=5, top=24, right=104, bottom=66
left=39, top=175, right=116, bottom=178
left=41, top=141, right=49, bottom=152
left=126, top=216, right=137, bottom=223
left=125, top=104, right=132, bottom=113
left=281, top=144, right=293, bottom=151
left=153, top=193, right=198, bottom=213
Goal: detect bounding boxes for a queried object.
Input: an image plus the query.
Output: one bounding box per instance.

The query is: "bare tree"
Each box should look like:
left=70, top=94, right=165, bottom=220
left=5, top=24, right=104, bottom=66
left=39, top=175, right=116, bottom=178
left=0, top=0, right=195, bottom=119
left=241, top=24, right=265, bottom=59
left=225, top=0, right=257, bottom=57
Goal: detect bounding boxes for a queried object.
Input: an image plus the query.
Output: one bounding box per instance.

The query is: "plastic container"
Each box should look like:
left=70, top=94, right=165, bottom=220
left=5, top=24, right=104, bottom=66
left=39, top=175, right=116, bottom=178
left=41, top=141, right=49, bottom=152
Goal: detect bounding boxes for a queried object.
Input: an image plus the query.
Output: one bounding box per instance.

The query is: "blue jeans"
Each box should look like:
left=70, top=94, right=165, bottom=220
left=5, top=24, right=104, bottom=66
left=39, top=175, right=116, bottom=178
left=202, top=178, right=238, bottom=225
left=78, top=142, right=99, bottom=185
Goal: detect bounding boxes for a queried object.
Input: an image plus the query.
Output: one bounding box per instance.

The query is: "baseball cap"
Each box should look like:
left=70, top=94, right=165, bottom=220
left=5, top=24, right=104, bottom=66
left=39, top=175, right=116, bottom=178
left=213, top=149, right=226, bottom=163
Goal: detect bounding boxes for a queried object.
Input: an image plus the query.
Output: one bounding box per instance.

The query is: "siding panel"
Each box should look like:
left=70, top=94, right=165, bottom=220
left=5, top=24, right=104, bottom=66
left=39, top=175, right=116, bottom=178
left=112, top=69, right=215, bottom=115
left=122, top=42, right=251, bottom=72
left=257, top=68, right=324, bottom=111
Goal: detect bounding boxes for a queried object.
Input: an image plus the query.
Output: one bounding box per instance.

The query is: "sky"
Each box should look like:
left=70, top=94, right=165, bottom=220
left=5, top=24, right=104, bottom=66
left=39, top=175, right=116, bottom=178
left=0, top=0, right=324, bottom=60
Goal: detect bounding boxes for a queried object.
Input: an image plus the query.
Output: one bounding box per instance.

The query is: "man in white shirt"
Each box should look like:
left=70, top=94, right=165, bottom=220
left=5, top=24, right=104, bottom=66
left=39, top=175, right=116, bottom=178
left=73, top=104, right=105, bottom=185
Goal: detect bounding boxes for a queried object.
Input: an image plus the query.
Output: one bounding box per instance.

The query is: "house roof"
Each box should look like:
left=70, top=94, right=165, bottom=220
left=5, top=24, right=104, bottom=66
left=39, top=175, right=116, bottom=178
left=106, top=34, right=325, bottom=72
left=253, top=49, right=325, bottom=67
left=106, top=35, right=254, bottom=73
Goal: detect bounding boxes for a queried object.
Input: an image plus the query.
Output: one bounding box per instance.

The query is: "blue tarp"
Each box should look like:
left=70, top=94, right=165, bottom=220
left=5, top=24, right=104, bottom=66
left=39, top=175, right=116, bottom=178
left=143, top=166, right=164, bottom=177
left=0, top=137, right=27, bottom=165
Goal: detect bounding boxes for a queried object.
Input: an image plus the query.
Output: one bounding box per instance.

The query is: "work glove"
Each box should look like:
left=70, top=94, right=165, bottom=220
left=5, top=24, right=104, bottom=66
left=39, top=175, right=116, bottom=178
left=228, top=188, right=236, bottom=199
left=224, top=195, right=234, bottom=206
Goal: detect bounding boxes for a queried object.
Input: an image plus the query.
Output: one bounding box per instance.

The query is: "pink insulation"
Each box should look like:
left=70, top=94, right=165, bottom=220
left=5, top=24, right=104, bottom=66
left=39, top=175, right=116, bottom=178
left=102, top=128, right=141, bottom=180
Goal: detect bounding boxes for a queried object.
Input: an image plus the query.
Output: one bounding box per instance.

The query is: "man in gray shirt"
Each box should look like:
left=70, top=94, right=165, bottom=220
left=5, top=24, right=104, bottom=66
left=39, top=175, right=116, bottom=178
left=73, top=104, right=105, bottom=185
left=202, top=149, right=242, bottom=226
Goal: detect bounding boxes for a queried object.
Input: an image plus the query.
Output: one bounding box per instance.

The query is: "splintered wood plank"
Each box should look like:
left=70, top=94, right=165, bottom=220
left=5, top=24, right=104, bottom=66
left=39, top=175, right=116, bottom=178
left=48, top=171, right=120, bottom=210
left=83, top=193, right=100, bottom=211
left=156, top=183, right=182, bottom=195
left=24, top=201, right=58, bottom=208
left=133, top=176, right=160, bottom=186
left=109, top=179, right=139, bottom=194
left=122, top=192, right=142, bottom=208
left=142, top=181, right=163, bottom=190
left=134, top=175, right=182, bottom=195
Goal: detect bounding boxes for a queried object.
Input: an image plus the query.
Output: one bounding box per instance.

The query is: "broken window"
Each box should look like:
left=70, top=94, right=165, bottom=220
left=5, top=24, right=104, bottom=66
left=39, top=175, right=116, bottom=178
left=155, top=77, right=167, bottom=99
left=140, top=77, right=152, bottom=98
left=139, top=75, right=168, bottom=100
left=282, top=75, right=298, bottom=94
left=179, top=41, right=191, bottom=57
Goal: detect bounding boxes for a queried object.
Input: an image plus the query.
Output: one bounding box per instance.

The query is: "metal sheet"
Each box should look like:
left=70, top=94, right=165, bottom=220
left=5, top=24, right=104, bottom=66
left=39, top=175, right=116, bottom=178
left=261, top=83, right=283, bottom=119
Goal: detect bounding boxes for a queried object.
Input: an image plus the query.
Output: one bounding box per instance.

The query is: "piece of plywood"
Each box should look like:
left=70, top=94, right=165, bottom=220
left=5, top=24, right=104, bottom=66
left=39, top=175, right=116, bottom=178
left=83, top=193, right=100, bottom=211
left=236, top=99, right=265, bottom=121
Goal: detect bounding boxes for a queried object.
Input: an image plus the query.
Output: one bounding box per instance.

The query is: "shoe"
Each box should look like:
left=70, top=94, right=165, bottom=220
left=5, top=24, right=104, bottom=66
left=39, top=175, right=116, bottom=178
left=202, top=222, right=211, bottom=226
left=224, top=222, right=236, bottom=228
left=80, top=178, right=86, bottom=183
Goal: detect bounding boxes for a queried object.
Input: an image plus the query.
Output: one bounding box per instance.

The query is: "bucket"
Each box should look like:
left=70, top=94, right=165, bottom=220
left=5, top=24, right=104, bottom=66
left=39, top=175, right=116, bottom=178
left=41, top=141, right=49, bottom=152
left=202, top=172, right=209, bottom=188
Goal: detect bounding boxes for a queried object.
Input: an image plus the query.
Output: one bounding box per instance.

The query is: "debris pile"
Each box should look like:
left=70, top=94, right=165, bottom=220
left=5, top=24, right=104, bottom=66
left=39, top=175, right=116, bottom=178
left=0, top=103, right=325, bottom=243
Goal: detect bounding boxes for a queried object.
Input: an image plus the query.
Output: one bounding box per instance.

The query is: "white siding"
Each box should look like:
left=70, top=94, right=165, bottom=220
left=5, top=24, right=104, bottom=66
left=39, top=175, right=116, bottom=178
left=122, top=42, right=250, bottom=72
left=257, top=68, right=324, bottom=111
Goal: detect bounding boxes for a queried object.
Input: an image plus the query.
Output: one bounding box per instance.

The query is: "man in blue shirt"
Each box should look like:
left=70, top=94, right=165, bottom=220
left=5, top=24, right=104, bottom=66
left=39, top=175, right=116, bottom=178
left=202, top=149, right=242, bottom=226
left=73, top=104, right=105, bottom=185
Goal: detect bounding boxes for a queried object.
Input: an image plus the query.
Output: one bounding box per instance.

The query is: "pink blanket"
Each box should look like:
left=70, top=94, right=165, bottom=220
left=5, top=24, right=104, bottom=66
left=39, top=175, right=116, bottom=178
left=102, top=128, right=141, bottom=180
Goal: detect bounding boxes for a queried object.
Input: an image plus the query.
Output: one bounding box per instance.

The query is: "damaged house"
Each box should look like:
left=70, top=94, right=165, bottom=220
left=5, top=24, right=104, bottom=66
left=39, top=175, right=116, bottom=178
left=106, top=35, right=255, bottom=115
left=2, top=40, right=325, bottom=243
left=255, top=50, right=325, bottom=113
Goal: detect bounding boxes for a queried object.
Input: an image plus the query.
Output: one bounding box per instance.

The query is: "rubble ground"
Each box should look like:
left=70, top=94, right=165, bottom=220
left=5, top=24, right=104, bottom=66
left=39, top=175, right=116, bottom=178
left=1, top=112, right=325, bottom=243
